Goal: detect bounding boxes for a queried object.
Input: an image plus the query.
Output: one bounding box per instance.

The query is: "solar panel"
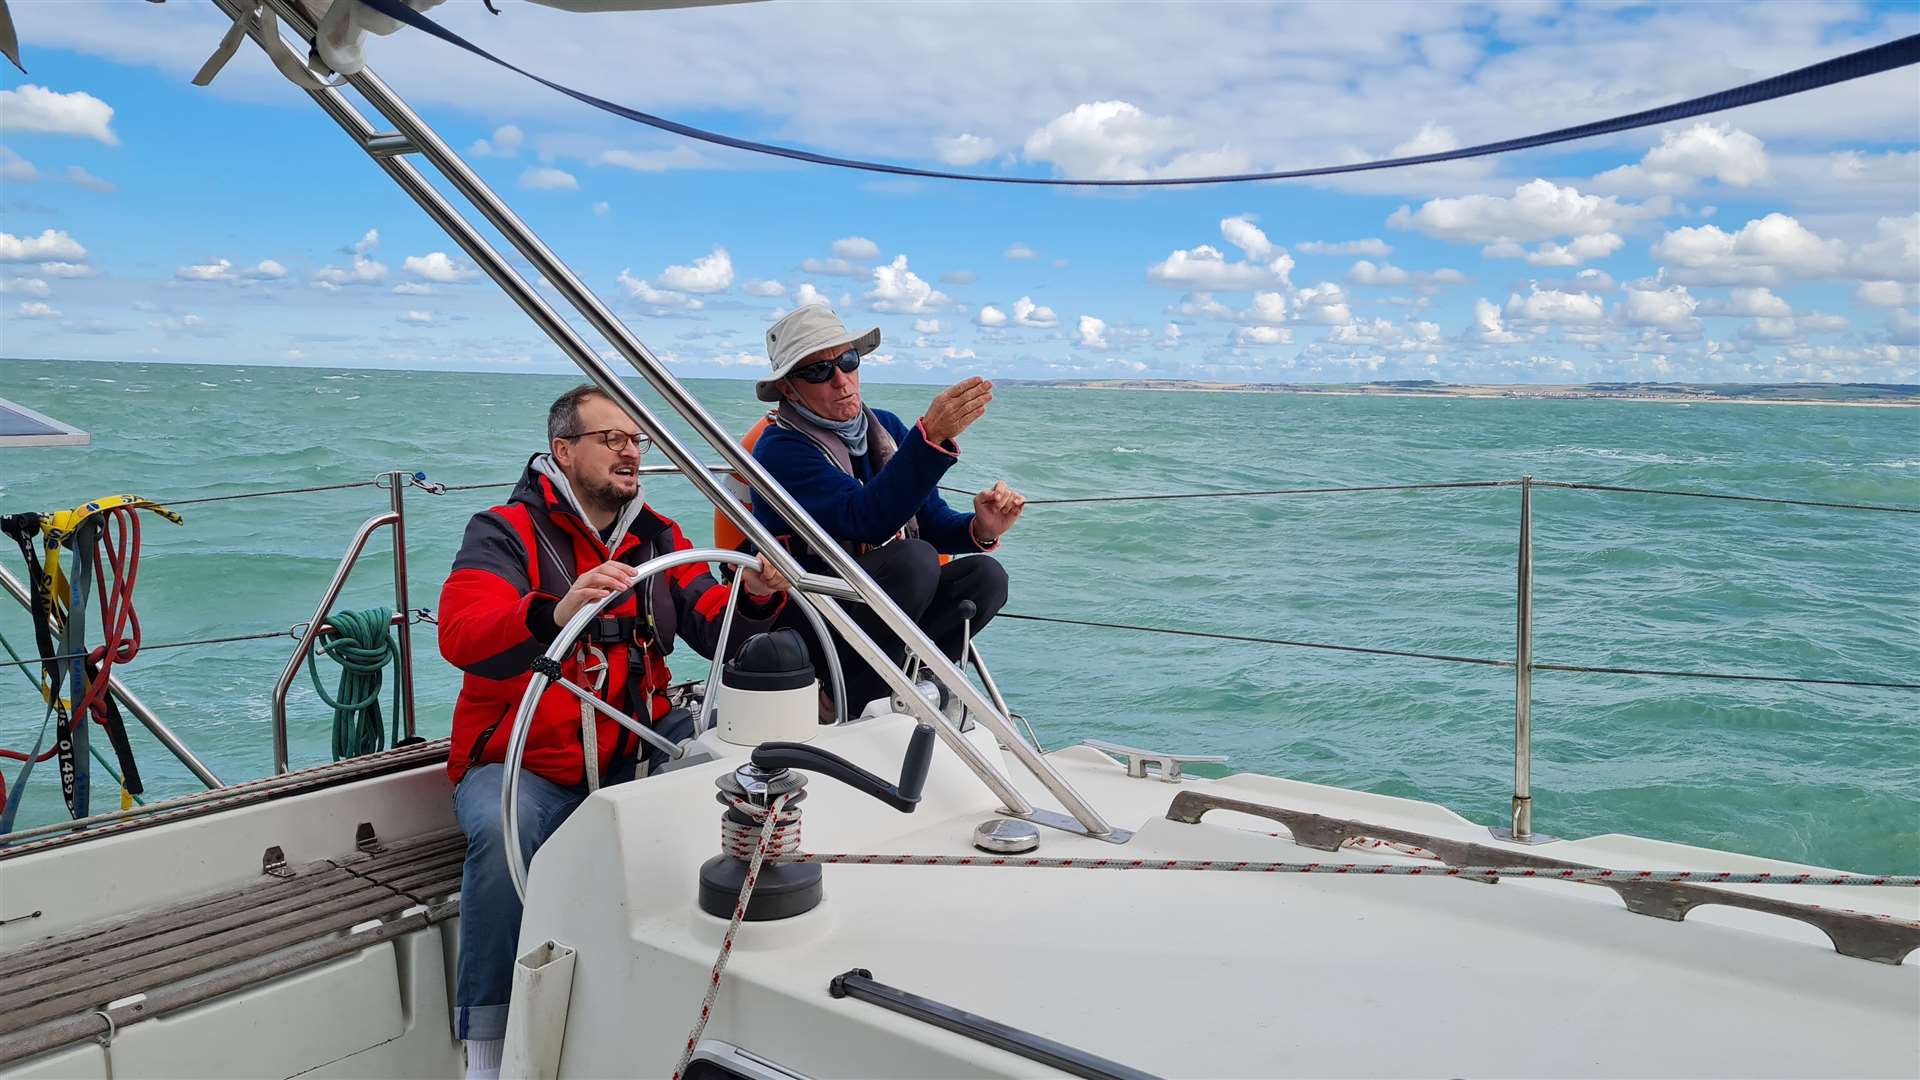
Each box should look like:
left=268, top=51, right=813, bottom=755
left=0, top=397, right=89, bottom=447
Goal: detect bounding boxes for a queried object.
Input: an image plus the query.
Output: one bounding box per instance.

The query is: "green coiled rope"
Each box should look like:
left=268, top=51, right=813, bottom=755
left=304, top=607, right=401, bottom=761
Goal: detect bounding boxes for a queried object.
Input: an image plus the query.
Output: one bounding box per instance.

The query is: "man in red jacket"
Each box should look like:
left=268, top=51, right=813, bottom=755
left=438, top=384, right=789, bottom=1079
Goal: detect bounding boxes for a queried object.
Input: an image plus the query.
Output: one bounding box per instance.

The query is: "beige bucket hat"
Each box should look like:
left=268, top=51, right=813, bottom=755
left=756, top=303, right=882, bottom=402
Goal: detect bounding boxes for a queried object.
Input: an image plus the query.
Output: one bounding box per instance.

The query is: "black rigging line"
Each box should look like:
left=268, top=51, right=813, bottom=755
left=354, top=0, right=1920, bottom=189
left=1001, top=614, right=1920, bottom=691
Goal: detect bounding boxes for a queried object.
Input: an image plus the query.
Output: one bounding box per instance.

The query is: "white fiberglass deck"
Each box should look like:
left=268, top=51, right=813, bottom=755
left=523, top=716, right=1920, bottom=1079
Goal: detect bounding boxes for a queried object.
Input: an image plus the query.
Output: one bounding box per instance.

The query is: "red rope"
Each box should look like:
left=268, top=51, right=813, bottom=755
left=0, top=507, right=147, bottom=763
left=76, top=507, right=143, bottom=722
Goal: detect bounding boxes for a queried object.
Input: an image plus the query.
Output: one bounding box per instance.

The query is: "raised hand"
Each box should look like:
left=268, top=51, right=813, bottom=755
left=921, top=377, right=994, bottom=444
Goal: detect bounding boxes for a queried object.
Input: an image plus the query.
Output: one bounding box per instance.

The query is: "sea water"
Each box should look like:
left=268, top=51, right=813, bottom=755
left=2, top=359, right=1914, bottom=872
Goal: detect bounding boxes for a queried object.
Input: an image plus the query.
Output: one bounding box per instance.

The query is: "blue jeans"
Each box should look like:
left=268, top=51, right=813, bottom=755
left=451, top=760, right=637, bottom=1041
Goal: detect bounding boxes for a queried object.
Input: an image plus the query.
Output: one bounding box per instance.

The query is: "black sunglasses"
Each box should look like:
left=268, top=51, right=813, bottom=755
left=792, top=348, right=861, bottom=384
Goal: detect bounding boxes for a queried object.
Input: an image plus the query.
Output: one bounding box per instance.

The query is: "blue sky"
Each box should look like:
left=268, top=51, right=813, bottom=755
left=2, top=0, right=1916, bottom=384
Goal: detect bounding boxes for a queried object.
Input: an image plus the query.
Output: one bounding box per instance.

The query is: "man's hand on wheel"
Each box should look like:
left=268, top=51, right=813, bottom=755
left=739, top=553, right=791, bottom=598
left=554, top=561, right=639, bottom=626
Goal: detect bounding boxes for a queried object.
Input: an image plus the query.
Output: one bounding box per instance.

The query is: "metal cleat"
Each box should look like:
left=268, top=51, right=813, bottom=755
left=1081, top=739, right=1227, bottom=783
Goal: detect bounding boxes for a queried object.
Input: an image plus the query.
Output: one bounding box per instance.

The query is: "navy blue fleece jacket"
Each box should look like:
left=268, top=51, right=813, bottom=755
left=751, top=408, right=994, bottom=569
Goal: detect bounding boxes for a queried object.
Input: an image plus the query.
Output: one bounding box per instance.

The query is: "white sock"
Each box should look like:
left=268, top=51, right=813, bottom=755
left=464, top=1038, right=503, bottom=1080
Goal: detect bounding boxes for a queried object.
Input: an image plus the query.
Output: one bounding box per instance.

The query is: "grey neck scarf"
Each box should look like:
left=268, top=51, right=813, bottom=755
left=786, top=398, right=869, bottom=457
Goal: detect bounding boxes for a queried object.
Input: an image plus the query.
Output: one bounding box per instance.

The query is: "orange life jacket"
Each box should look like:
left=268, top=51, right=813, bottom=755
left=714, top=413, right=776, bottom=553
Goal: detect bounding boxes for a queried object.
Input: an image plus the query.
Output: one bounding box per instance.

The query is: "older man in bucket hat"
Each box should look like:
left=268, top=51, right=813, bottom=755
left=747, top=302, right=1023, bottom=716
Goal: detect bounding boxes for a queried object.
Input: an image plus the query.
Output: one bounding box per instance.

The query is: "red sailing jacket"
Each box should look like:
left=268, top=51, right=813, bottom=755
left=438, top=456, right=784, bottom=787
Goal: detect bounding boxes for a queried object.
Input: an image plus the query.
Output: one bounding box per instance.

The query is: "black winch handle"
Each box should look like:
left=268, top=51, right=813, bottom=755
left=752, top=723, right=936, bottom=813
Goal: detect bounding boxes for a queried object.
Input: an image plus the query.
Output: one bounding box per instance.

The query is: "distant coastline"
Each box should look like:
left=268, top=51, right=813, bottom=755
left=1005, top=379, right=1920, bottom=408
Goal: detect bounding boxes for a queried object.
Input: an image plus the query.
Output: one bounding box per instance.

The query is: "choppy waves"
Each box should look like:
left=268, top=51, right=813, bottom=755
left=1, top=361, right=1915, bottom=871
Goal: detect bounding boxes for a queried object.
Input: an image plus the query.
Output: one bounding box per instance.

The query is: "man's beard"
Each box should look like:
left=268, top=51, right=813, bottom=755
left=577, top=472, right=634, bottom=515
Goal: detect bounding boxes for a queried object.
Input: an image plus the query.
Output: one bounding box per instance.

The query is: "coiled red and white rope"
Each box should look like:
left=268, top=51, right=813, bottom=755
left=671, top=793, right=795, bottom=1080
left=770, top=852, right=1919, bottom=888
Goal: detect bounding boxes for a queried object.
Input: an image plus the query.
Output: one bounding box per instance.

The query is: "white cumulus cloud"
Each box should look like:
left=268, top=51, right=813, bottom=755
left=866, top=255, right=948, bottom=313
left=0, top=229, right=86, bottom=263
left=1220, top=216, right=1274, bottom=261
left=1652, top=213, right=1847, bottom=286
left=1855, top=280, right=1916, bottom=308
left=1295, top=283, right=1352, bottom=325
left=0, top=277, right=50, bottom=297
left=934, top=134, right=997, bottom=166
left=1234, top=325, right=1292, bottom=346
left=1390, top=180, right=1658, bottom=263
left=1852, top=214, right=1919, bottom=282
left=312, top=254, right=389, bottom=288
left=832, top=237, right=881, bottom=261
left=744, top=279, right=786, bottom=297
left=1505, top=286, right=1605, bottom=323
left=1507, top=233, right=1625, bottom=267
left=659, top=247, right=734, bottom=293
left=616, top=268, right=703, bottom=310
left=1022, top=100, right=1245, bottom=181
left=1699, top=286, right=1793, bottom=318
left=1469, top=297, right=1523, bottom=343
left=1011, top=295, right=1057, bottom=328
left=175, top=258, right=234, bottom=282
left=1621, top=283, right=1698, bottom=329
left=469, top=124, right=524, bottom=157
left=1593, top=123, right=1771, bottom=193
left=801, top=238, right=881, bottom=277
left=1075, top=315, right=1110, bottom=349
left=1149, top=244, right=1291, bottom=291
left=1244, top=291, right=1289, bottom=325
left=403, top=252, right=479, bottom=283
left=16, top=301, right=61, bottom=319
left=975, top=304, right=1008, bottom=328
left=520, top=167, right=579, bottom=191
left=1347, top=260, right=1408, bottom=286
left=1004, top=242, right=1036, bottom=260
left=0, top=85, right=117, bottom=144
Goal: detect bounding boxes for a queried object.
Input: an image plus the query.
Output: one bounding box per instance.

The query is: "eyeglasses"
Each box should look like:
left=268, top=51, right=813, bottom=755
left=792, top=348, right=861, bottom=384
left=562, top=428, right=651, bottom=454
